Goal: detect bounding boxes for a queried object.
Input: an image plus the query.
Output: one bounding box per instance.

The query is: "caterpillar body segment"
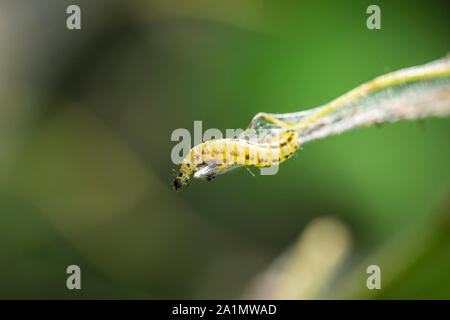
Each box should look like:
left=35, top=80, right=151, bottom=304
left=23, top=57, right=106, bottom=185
left=173, top=130, right=299, bottom=191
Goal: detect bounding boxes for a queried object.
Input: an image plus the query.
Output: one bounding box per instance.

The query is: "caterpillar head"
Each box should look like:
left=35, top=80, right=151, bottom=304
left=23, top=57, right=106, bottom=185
left=173, top=161, right=218, bottom=192
left=173, top=171, right=191, bottom=192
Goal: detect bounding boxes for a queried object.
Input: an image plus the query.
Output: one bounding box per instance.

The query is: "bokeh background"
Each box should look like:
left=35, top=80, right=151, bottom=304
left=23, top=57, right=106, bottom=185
left=0, top=0, right=449, bottom=299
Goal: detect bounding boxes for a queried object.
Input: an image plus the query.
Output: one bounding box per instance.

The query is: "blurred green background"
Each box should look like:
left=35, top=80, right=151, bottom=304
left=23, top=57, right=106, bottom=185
left=0, top=0, right=449, bottom=299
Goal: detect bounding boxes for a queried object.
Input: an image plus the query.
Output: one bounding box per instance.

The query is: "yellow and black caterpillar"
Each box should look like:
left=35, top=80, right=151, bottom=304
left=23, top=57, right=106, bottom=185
left=173, top=130, right=299, bottom=191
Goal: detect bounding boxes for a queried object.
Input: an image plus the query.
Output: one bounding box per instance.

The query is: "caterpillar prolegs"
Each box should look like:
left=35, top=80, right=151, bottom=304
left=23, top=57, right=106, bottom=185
left=173, top=129, right=299, bottom=192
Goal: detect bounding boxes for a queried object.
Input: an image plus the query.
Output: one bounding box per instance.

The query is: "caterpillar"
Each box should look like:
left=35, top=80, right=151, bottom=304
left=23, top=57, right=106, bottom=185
left=173, top=130, right=299, bottom=191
